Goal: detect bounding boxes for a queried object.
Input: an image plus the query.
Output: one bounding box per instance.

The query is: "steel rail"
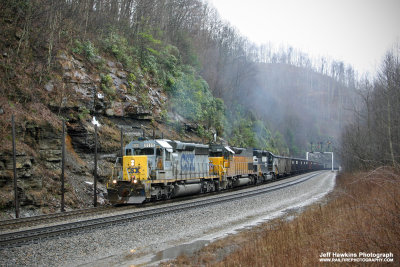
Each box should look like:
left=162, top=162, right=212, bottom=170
left=0, top=206, right=115, bottom=231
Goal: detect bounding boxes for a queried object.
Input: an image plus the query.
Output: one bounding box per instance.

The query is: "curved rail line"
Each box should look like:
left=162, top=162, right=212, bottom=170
left=0, top=171, right=324, bottom=249
left=0, top=206, right=120, bottom=231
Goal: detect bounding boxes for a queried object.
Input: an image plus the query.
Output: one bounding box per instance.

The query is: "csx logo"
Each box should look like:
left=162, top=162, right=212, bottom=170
left=181, top=154, right=195, bottom=171
left=127, top=167, right=140, bottom=174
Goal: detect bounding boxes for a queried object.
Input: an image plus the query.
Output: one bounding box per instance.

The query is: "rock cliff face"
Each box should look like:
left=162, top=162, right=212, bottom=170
left=0, top=120, right=65, bottom=214
left=0, top=50, right=191, bottom=218
left=52, top=50, right=167, bottom=122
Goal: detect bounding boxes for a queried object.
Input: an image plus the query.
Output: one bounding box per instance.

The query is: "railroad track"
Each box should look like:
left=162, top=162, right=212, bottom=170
left=0, top=206, right=129, bottom=231
left=0, top=171, right=323, bottom=249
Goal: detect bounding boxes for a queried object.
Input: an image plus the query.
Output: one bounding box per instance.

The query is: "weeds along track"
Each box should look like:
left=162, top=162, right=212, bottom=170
left=0, top=171, right=323, bottom=249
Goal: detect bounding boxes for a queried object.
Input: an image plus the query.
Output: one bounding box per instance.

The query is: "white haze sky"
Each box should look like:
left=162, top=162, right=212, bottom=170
left=207, top=0, right=400, bottom=76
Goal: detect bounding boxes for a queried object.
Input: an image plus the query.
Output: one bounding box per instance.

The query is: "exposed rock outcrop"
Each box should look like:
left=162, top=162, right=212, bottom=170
left=0, top=50, right=175, bottom=216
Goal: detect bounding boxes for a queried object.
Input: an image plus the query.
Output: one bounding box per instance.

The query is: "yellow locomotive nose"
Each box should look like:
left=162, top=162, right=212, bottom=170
left=123, top=155, right=148, bottom=181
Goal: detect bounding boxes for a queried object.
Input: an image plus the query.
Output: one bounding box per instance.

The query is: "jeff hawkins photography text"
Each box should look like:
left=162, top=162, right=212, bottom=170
left=319, top=252, right=394, bottom=263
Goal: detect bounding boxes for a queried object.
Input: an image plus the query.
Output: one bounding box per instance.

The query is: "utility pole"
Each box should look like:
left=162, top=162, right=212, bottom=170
left=94, top=124, right=98, bottom=207
left=12, top=115, right=20, bottom=218
left=325, top=152, right=334, bottom=172
left=61, top=120, right=66, bottom=212
left=120, top=127, right=124, bottom=158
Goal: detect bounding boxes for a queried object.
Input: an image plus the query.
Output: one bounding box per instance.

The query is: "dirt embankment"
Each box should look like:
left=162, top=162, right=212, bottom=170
left=163, top=167, right=400, bottom=266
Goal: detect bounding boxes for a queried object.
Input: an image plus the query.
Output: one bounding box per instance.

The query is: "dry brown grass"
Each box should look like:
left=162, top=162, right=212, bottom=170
left=163, top=168, right=400, bottom=266
left=97, top=118, right=121, bottom=153
left=65, top=134, right=86, bottom=166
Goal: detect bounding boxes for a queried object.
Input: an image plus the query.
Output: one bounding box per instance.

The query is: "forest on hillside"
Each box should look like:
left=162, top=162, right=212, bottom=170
left=1, top=0, right=355, bottom=157
left=340, top=47, right=400, bottom=171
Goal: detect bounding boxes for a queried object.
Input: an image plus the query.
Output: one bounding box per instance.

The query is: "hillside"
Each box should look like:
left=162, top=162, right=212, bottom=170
left=0, top=3, right=220, bottom=215
left=0, top=43, right=202, bottom=214
left=242, top=62, right=357, bottom=156
left=0, top=0, right=353, bottom=215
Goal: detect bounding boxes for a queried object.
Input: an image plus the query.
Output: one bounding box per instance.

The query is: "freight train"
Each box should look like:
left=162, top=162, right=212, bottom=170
left=106, top=139, right=323, bottom=204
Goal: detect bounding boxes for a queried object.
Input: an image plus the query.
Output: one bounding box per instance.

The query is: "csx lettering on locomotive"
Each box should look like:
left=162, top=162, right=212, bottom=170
left=181, top=153, right=195, bottom=172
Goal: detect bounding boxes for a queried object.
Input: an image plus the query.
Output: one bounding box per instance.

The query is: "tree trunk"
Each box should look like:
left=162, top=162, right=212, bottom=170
left=387, top=95, right=396, bottom=166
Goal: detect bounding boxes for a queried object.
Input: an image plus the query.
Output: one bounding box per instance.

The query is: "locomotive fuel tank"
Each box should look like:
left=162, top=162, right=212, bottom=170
left=234, top=177, right=251, bottom=186
left=173, top=184, right=202, bottom=197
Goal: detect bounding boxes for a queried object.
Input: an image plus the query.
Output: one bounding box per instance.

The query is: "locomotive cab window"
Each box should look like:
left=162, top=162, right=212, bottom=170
left=135, top=148, right=154, bottom=155
left=165, top=151, right=171, bottom=161
left=125, top=149, right=132, bottom=156
left=209, top=151, right=222, bottom=157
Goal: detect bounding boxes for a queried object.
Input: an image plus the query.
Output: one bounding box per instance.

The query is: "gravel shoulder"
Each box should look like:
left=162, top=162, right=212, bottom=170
left=0, top=171, right=336, bottom=266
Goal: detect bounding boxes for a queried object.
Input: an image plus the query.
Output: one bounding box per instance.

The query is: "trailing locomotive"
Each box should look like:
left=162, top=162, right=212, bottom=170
left=106, top=139, right=323, bottom=204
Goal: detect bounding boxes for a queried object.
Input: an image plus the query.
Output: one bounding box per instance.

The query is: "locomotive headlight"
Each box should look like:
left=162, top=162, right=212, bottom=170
left=112, top=179, right=117, bottom=184
left=133, top=179, right=138, bottom=184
